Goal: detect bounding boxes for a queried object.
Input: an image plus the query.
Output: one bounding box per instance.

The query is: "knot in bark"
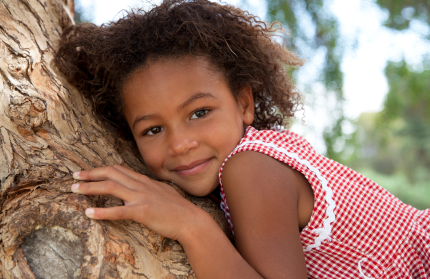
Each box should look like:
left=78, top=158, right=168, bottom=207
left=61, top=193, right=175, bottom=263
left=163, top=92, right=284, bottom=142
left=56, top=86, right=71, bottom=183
left=7, top=55, right=28, bottom=80
left=8, top=96, right=47, bottom=129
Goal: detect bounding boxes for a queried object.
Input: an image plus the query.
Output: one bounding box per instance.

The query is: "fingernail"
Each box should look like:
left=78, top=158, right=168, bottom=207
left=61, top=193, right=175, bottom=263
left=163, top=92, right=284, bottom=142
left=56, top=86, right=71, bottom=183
left=73, top=171, right=80, bottom=179
left=71, top=184, right=80, bottom=193
left=85, top=208, right=94, bottom=218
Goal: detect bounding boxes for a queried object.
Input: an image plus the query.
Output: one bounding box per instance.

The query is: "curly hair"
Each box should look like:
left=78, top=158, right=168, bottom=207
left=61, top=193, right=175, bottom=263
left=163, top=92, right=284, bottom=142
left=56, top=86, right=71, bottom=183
left=55, top=0, right=303, bottom=141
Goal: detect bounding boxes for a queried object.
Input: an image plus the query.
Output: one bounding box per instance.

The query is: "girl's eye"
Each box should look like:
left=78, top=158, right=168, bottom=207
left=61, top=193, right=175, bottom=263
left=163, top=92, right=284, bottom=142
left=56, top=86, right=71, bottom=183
left=144, top=126, right=164, bottom=136
left=190, top=109, right=210, bottom=120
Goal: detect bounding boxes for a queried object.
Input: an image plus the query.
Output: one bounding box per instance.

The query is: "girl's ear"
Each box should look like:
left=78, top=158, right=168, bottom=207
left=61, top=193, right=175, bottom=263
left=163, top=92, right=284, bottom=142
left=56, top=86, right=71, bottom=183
left=237, top=85, right=255, bottom=125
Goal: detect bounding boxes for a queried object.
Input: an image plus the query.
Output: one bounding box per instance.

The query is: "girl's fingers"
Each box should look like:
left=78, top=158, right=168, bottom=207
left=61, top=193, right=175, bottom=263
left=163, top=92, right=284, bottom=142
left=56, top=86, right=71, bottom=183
left=112, top=166, right=175, bottom=194
left=111, top=165, right=152, bottom=183
left=74, top=165, right=143, bottom=191
left=74, top=165, right=122, bottom=181
left=72, top=180, right=137, bottom=202
left=85, top=206, right=137, bottom=221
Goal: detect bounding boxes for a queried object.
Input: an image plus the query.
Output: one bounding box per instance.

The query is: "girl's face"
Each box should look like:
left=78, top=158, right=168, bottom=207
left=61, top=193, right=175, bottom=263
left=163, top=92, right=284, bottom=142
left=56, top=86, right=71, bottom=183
left=122, top=56, right=254, bottom=196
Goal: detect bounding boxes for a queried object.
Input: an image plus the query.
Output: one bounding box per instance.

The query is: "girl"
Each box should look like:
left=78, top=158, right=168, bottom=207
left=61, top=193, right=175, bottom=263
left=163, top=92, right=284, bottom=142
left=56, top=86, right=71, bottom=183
left=56, top=0, right=430, bottom=278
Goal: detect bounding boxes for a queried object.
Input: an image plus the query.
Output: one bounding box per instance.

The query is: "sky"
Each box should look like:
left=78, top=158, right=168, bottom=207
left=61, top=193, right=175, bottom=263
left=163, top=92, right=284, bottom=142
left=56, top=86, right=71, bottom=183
left=77, top=0, right=430, bottom=152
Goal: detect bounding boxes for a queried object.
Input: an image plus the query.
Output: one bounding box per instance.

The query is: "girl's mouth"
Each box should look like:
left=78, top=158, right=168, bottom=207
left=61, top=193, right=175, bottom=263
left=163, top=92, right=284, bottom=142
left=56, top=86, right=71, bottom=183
left=173, top=158, right=212, bottom=176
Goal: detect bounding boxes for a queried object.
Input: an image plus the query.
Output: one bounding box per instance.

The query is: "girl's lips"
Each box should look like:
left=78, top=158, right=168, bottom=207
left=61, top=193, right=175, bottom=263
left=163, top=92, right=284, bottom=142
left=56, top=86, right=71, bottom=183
left=173, top=159, right=212, bottom=176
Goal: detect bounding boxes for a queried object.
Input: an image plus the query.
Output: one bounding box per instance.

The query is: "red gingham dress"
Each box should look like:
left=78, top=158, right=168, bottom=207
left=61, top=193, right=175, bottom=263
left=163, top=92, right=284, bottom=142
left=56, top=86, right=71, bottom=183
left=219, top=127, right=430, bottom=279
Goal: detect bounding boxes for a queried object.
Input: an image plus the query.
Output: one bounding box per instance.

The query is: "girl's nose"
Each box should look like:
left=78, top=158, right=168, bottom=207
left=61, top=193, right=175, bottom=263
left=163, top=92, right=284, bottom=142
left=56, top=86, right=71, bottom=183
left=167, top=131, right=199, bottom=156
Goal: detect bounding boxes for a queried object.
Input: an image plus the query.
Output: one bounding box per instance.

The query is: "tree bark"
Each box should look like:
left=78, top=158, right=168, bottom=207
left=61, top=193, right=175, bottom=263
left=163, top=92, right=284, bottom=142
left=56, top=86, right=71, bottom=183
left=0, top=1, right=230, bottom=278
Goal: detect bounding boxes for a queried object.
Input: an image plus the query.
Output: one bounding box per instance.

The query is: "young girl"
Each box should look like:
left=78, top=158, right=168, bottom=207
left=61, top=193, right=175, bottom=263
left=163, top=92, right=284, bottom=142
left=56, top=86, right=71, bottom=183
left=56, top=0, right=430, bottom=278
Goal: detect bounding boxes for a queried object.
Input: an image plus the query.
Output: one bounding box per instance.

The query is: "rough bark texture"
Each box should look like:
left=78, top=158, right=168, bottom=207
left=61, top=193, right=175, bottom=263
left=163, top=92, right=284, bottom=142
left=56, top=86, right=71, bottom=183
left=0, top=0, right=231, bottom=278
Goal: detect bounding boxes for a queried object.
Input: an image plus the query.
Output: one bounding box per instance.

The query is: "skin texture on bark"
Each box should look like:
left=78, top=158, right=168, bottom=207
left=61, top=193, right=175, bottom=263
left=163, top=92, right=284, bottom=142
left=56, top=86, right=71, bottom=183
left=0, top=0, right=230, bottom=278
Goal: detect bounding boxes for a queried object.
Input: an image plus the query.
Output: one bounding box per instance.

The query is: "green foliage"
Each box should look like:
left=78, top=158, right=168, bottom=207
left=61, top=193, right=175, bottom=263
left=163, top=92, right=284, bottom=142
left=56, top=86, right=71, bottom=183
left=376, top=0, right=430, bottom=31
left=267, top=0, right=345, bottom=158
left=377, top=60, right=430, bottom=181
left=380, top=60, right=430, bottom=125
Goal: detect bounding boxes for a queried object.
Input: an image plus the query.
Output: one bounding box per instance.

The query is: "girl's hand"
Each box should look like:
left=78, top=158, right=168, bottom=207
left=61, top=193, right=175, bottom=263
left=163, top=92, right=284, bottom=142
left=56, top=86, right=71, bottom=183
left=71, top=165, right=202, bottom=241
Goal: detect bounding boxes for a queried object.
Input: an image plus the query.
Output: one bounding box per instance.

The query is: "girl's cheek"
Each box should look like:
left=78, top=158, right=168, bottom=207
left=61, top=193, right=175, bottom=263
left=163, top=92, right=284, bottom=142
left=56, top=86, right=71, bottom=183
left=137, top=144, right=152, bottom=164
left=139, top=148, right=162, bottom=174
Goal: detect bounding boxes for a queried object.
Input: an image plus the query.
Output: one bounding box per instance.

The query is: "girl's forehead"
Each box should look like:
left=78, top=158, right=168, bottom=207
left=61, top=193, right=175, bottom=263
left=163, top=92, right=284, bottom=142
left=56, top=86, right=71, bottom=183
left=122, top=55, right=233, bottom=116
left=122, top=56, right=229, bottom=103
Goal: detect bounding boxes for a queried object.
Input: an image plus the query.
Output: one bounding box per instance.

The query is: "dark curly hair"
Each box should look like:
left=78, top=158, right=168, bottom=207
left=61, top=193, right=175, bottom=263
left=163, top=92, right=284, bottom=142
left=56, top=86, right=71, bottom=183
left=55, top=0, right=303, bottom=141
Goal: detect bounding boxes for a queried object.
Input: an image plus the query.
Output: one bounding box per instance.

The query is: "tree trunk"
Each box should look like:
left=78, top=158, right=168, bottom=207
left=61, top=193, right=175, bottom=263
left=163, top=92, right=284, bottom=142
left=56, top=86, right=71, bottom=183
left=0, top=1, right=230, bottom=278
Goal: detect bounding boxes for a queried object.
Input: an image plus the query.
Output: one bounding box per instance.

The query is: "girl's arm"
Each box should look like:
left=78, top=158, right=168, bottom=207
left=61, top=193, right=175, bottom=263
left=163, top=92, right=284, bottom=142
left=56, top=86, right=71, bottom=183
left=219, top=150, right=310, bottom=278
left=71, top=151, right=311, bottom=278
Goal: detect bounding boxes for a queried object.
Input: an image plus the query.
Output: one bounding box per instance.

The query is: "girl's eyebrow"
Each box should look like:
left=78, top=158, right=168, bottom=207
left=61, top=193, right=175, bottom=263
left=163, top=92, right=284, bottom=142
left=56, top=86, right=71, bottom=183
left=133, top=114, right=156, bottom=130
left=179, top=92, right=216, bottom=110
left=132, top=92, right=216, bottom=129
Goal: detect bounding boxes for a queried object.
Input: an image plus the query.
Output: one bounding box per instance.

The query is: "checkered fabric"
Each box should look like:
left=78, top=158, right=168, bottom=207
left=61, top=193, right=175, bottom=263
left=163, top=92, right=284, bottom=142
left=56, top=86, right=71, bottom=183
left=219, top=127, right=430, bottom=279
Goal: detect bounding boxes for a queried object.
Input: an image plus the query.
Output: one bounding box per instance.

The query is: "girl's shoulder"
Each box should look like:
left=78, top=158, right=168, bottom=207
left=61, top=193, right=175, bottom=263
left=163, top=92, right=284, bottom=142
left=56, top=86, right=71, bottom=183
left=219, top=126, right=319, bottom=233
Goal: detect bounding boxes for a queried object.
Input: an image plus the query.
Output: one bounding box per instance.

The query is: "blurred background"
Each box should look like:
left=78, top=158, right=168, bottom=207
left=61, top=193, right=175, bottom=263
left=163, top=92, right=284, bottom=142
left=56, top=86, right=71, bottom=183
left=76, top=0, right=430, bottom=209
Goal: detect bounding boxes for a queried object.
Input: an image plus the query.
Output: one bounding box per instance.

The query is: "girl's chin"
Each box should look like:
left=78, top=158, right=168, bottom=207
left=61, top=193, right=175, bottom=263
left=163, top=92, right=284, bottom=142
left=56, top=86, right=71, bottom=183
left=174, top=179, right=219, bottom=197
